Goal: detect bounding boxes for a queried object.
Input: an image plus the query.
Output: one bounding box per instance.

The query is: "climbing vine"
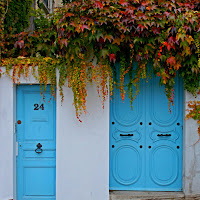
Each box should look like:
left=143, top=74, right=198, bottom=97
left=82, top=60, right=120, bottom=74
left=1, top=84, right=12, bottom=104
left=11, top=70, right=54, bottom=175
left=0, top=0, right=6, bottom=62
left=186, top=100, right=200, bottom=143
left=4, top=0, right=33, bottom=34
left=0, top=0, right=200, bottom=124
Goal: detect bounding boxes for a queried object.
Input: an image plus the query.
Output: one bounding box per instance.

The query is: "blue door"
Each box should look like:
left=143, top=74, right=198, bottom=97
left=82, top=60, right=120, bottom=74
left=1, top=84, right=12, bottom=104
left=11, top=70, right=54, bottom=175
left=110, top=63, right=183, bottom=191
left=17, top=85, right=56, bottom=200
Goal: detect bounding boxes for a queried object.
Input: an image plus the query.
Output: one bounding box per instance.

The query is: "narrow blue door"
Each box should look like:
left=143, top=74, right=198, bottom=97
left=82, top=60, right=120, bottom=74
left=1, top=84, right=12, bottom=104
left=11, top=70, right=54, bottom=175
left=110, top=63, right=183, bottom=191
left=145, top=72, right=183, bottom=191
left=109, top=63, right=146, bottom=190
left=17, top=85, right=56, bottom=200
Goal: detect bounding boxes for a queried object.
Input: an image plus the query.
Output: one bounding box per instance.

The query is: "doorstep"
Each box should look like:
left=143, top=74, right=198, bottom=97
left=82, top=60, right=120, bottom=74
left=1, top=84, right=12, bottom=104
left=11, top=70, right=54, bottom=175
left=109, top=191, right=186, bottom=200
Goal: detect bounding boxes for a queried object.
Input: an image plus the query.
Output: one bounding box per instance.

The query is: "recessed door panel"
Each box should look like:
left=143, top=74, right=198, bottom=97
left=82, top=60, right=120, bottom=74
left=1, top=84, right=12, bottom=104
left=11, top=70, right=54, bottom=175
left=150, top=145, right=178, bottom=185
left=112, top=145, right=141, bottom=185
left=17, top=85, right=56, bottom=200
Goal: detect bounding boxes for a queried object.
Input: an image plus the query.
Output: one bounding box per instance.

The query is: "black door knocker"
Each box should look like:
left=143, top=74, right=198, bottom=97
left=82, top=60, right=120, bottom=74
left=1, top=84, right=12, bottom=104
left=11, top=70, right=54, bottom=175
left=35, top=143, right=43, bottom=154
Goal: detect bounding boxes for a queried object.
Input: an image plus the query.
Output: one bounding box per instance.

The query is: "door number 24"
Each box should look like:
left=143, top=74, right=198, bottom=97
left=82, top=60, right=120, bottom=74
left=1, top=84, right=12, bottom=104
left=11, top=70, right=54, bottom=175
left=34, top=104, right=44, bottom=110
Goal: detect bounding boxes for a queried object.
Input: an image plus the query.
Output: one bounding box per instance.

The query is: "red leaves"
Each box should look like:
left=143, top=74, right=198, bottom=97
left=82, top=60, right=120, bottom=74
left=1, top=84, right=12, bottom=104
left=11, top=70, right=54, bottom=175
left=167, top=56, right=176, bottom=66
left=94, top=1, right=103, bottom=9
left=14, top=40, right=24, bottom=49
left=98, top=37, right=105, bottom=43
left=119, top=0, right=129, bottom=7
left=163, top=41, right=172, bottom=51
left=109, top=53, right=116, bottom=63
left=80, top=25, right=89, bottom=32
left=137, top=24, right=145, bottom=32
left=60, top=39, right=68, bottom=47
left=152, top=27, right=160, bottom=35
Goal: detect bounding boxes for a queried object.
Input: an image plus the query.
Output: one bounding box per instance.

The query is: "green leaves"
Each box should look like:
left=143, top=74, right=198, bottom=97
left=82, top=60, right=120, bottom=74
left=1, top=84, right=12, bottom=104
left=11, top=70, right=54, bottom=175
left=1, top=0, right=200, bottom=121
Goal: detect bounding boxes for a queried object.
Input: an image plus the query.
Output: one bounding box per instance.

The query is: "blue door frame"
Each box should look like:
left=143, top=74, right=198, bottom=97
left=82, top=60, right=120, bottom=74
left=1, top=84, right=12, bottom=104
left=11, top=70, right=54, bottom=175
left=110, top=63, right=183, bottom=191
left=17, top=85, right=56, bottom=200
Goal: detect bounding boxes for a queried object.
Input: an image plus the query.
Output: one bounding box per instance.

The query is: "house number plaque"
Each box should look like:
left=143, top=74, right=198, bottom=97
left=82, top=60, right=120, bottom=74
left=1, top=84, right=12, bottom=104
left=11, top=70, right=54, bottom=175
left=34, top=103, right=44, bottom=110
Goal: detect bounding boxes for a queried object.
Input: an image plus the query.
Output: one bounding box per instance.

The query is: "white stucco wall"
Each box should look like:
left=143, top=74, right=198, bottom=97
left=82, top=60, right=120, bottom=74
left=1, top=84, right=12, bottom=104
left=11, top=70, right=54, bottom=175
left=183, top=91, right=200, bottom=196
left=0, top=66, right=199, bottom=200
left=0, top=74, right=14, bottom=200
left=56, top=84, right=109, bottom=200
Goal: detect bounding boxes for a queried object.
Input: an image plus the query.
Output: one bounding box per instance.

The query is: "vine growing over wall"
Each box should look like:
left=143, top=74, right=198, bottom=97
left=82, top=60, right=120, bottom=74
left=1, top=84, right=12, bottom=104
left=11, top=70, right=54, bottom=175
left=4, top=0, right=33, bottom=34
left=186, top=100, right=200, bottom=143
left=0, top=0, right=200, bottom=123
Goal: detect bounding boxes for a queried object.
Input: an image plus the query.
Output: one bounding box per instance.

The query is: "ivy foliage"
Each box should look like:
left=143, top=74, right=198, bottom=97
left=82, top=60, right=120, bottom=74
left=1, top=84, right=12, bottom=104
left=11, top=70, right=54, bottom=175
left=186, top=100, right=200, bottom=143
left=0, top=0, right=200, bottom=121
left=4, top=0, right=33, bottom=34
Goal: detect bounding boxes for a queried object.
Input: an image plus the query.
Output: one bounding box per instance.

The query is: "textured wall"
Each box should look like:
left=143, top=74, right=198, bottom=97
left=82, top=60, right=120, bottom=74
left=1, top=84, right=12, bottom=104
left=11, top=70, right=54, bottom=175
left=56, top=83, right=109, bottom=200
left=183, top=91, right=200, bottom=195
left=54, top=0, right=62, bottom=7
left=0, top=74, right=14, bottom=200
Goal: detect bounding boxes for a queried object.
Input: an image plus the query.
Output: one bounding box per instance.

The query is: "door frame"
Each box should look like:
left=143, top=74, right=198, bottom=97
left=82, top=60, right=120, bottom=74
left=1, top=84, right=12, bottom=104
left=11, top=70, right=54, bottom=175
left=14, top=84, right=56, bottom=200
left=109, top=76, right=184, bottom=191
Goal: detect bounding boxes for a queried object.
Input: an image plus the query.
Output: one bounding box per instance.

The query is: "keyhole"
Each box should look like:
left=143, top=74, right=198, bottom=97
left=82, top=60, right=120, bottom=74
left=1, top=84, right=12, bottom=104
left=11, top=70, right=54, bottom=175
left=140, top=145, right=143, bottom=148
left=148, top=146, right=151, bottom=149
left=112, top=145, right=115, bottom=148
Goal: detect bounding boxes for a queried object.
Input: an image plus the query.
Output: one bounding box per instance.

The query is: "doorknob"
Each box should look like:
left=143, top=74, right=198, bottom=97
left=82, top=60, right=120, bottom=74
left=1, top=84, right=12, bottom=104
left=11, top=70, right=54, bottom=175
left=35, top=143, right=43, bottom=154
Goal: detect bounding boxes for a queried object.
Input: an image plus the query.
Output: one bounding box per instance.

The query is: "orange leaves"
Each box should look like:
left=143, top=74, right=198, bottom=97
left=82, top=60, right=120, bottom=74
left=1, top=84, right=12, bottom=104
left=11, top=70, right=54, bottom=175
left=186, top=100, right=200, bottom=143
left=166, top=56, right=181, bottom=71
left=167, top=56, right=176, bottom=66
left=104, top=35, right=114, bottom=43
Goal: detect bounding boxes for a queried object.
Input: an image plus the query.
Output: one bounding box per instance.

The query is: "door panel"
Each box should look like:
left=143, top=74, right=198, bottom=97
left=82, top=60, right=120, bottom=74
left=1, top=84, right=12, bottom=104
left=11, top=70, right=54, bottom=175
left=110, top=63, right=183, bottom=191
left=110, top=63, right=146, bottom=190
left=112, top=145, right=141, bottom=185
left=145, top=74, right=183, bottom=191
left=17, top=85, right=56, bottom=200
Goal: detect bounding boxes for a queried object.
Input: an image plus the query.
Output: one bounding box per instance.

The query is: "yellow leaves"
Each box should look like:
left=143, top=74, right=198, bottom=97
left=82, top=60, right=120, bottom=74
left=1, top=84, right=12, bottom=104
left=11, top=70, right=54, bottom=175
left=113, top=37, right=121, bottom=45
left=104, top=35, right=114, bottom=43
left=43, top=57, right=52, bottom=62
left=182, top=46, right=191, bottom=56
left=186, top=35, right=194, bottom=45
left=177, top=28, right=186, bottom=41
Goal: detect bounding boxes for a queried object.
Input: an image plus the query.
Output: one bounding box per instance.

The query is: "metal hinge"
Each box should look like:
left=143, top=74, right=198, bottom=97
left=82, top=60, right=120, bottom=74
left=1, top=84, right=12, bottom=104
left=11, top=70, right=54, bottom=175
left=14, top=122, right=17, bottom=134
left=16, top=141, right=18, bottom=157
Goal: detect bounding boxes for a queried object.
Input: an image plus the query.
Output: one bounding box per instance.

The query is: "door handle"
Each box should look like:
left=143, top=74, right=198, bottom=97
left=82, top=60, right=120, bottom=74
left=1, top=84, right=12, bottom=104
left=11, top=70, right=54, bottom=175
left=35, top=143, right=43, bottom=154
left=120, top=134, right=134, bottom=136
left=157, top=134, right=171, bottom=136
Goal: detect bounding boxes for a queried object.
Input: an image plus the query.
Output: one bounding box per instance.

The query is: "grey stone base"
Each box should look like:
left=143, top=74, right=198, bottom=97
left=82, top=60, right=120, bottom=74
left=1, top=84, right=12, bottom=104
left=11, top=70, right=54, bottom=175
left=109, top=191, right=200, bottom=200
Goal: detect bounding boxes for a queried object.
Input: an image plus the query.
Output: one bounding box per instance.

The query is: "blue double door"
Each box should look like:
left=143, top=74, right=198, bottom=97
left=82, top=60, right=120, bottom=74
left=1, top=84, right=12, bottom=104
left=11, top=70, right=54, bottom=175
left=17, top=85, right=56, bottom=200
left=110, top=64, right=183, bottom=191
